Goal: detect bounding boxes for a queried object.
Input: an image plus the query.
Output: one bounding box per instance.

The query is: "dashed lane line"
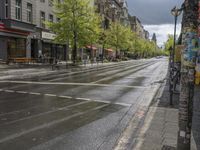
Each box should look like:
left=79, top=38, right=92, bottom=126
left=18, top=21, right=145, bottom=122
left=0, top=81, right=147, bottom=89
left=76, top=97, right=91, bottom=101
left=44, top=94, right=57, bottom=97
left=0, top=89, right=132, bottom=107
left=16, top=91, right=28, bottom=94
left=3, top=90, right=15, bottom=93
left=29, top=92, right=41, bottom=95
left=59, top=95, right=72, bottom=99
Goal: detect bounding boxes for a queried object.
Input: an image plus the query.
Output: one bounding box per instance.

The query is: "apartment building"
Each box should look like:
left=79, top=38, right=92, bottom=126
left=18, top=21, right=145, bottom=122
left=129, top=15, right=148, bottom=39
left=119, top=0, right=129, bottom=26
left=0, top=0, right=36, bottom=61
left=0, top=0, right=66, bottom=62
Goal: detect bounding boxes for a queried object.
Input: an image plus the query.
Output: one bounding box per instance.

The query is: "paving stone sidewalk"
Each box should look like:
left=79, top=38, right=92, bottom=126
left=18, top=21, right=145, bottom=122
left=191, top=86, right=200, bottom=150
left=133, top=80, right=200, bottom=150
left=132, top=80, right=179, bottom=150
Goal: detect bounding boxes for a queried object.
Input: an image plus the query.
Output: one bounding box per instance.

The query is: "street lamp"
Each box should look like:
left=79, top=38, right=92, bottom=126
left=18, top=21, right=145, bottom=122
left=169, top=6, right=182, bottom=105
left=171, top=6, right=182, bottom=68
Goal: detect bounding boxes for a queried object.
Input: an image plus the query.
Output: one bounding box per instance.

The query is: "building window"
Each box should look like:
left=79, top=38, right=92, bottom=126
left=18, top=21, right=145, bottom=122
left=49, top=14, right=53, bottom=22
left=40, top=0, right=45, bottom=2
left=5, top=0, right=9, bottom=18
left=15, top=0, right=21, bottom=20
left=57, top=18, right=60, bottom=22
left=27, top=3, right=32, bottom=23
left=49, top=0, right=53, bottom=6
left=40, top=11, right=45, bottom=28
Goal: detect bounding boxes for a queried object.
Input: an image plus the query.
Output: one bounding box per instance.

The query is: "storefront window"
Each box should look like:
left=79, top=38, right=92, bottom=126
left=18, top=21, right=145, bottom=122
left=42, top=42, right=51, bottom=58
left=7, top=38, right=26, bottom=58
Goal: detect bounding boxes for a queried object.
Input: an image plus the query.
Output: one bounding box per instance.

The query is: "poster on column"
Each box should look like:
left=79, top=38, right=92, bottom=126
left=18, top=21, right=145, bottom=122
left=183, top=32, right=198, bottom=67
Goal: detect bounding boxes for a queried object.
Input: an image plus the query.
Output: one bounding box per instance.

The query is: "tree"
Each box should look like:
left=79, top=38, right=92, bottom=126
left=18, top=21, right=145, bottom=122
left=47, top=0, right=101, bottom=64
left=105, top=22, right=132, bottom=58
left=164, top=34, right=174, bottom=52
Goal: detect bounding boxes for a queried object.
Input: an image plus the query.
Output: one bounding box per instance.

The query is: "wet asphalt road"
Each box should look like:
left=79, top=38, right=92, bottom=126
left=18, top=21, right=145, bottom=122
left=0, top=58, right=168, bottom=150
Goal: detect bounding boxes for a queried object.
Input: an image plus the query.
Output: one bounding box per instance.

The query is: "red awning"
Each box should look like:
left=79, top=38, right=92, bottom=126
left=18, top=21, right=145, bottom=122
left=86, top=45, right=97, bottom=50
left=0, top=23, right=29, bottom=36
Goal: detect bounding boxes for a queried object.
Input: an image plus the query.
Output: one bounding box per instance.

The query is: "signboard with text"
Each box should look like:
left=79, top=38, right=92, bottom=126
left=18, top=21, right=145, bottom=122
left=42, top=31, right=56, bottom=40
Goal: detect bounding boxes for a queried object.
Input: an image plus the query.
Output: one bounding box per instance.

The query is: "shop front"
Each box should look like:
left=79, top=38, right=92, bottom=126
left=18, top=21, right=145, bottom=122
left=40, top=31, right=66, bottom=62
left=0, top=22, right=30, bottom=61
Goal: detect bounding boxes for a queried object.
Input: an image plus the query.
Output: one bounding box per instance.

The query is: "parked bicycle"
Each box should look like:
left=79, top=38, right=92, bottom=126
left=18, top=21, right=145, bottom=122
left=169, top=62, right=181, bottom=105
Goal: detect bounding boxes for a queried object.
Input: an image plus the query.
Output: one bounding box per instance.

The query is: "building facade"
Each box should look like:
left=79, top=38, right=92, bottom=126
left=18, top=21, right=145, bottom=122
left=129, top=15, right=147, bottom=39
left=0, top=0, right=67, bottom=62
left=34, top=0, right=66, bottom=61
left=119, top=0, right=130, bottom=26
left=0, top=0, right=36, bottom=61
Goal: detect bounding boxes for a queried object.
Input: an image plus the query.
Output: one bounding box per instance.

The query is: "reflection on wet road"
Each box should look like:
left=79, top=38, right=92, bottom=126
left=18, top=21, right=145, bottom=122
left=0, top=58, right=168, bottom=150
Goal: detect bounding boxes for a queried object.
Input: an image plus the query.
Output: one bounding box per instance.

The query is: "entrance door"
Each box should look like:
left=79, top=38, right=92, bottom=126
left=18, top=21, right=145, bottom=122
left=31, top=39, right=38, bottom=58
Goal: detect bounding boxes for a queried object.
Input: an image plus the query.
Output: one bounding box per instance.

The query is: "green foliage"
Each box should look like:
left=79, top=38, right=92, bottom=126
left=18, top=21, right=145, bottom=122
left=46, top=0, right=101, bottom=63
left=46, top=0, right=165, bottom=61
left=164, top=34, right=174, bottom=52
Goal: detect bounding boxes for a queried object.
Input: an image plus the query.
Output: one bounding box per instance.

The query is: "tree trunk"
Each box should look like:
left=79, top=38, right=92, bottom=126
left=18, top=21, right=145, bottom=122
left=72, top=31, right=77, bottom=64
left=177, top=1, right=198, bottom=149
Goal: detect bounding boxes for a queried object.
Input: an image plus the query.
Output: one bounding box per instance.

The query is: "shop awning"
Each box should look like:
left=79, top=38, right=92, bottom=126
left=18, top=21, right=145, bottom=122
left=106, top=48, right=114, bottom=52
left=86, top=45, right=97, bottom=50
left=0, top=23, right=29, bottom=36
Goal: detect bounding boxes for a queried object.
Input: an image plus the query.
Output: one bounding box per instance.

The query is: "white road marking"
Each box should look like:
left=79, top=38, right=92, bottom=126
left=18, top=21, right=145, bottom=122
left=76, top=97, right=91, bottom=101
left=0, top=104, right=108, bottom=144
left=4, top=90, right=15, bottom=93
left=2, top=101, right=90, bottom=125
left=0, top=88, right=130, bottom=107
left=114, top=102, right=132, bottom=107
left=92, top=99, right=111, bottom=104
left=44, top=94, right=57, bottom=97
left=16, top=91, right=28, bottom=94
left=29, top=92, right=41, bottom=95
left=59, top=96, right=72, bottom=99
left=0, top=81, right=147, bottom=89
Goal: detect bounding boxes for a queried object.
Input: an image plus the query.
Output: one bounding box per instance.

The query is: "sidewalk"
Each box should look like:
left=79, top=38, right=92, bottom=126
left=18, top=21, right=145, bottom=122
left=133, top=80, right=179, bottom=150
left=133, top=80, right=200, bottom=150
left=191, top=86, right=200, bottom=150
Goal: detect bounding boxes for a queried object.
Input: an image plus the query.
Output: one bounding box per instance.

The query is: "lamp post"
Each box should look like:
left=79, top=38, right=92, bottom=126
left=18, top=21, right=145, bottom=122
left=169, top=6, right=182, bottom=105
left=171, top=6, right=182, bottom=68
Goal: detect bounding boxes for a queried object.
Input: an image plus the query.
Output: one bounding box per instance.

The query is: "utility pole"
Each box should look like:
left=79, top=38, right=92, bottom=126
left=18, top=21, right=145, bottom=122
left=177, top=0, right=198, bottom=149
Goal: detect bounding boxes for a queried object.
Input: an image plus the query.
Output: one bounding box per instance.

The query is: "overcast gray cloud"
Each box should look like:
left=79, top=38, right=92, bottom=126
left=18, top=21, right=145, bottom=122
left=127, top=0, right=183, bottom=25
left=126, top=0, right=183, bottom=46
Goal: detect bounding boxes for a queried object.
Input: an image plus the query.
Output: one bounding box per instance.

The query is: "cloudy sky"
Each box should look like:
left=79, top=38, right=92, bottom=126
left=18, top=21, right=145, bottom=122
left=127, top=0, right=183, bottom=46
